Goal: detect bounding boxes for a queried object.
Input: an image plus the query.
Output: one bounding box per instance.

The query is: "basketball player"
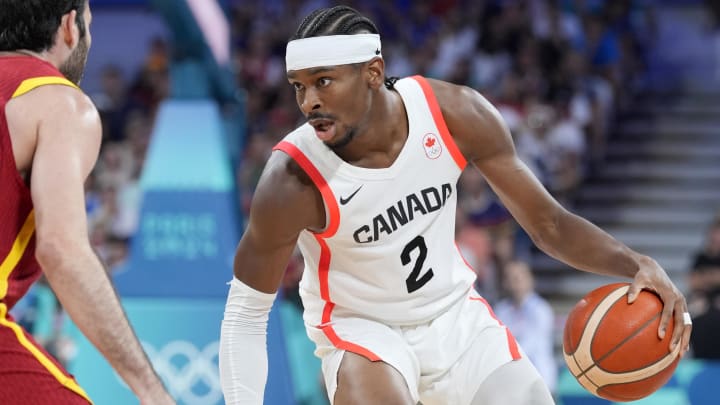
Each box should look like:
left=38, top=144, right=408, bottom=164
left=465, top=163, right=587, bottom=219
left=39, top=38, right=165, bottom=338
left=220, top=6, right=692, bottom=405
left=0, top=1, right=173, bottom=403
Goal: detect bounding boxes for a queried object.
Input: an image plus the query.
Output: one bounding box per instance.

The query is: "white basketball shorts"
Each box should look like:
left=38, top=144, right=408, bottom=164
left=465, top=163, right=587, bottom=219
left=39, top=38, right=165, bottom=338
left=305, top=289, right=523, bottom=405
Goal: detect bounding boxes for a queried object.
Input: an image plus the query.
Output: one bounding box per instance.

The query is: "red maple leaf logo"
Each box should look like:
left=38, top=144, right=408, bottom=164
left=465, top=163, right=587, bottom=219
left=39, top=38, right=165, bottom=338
left=425, top=137, right=436, bottom=148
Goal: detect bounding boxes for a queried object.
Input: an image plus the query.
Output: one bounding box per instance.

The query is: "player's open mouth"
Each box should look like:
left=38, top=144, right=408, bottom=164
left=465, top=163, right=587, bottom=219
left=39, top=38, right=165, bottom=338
left=309, top=119, right=336, bottom=141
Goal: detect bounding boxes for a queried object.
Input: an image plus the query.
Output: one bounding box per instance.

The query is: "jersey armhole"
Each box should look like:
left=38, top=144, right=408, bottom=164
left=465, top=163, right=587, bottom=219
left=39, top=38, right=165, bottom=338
left=409, top=75, right=467, bottom=170
left=273, top=141, right=340, bottom=239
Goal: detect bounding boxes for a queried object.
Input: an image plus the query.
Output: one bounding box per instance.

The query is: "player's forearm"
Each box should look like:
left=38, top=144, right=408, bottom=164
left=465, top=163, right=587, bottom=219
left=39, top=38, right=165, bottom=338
left=219, top=278, right=276, bottom=405
left=532, top=210, right=642, bottom=279
left=37, top=243, right=165, bottom=398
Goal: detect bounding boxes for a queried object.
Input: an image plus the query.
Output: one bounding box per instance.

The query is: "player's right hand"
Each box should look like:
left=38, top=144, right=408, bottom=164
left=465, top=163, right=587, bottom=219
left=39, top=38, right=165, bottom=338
left=627, top=254, right=692, bottom=357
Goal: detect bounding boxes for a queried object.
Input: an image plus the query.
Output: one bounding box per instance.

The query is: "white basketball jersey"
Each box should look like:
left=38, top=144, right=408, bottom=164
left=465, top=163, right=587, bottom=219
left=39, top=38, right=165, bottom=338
left=274, top=76, right=477, bottom=328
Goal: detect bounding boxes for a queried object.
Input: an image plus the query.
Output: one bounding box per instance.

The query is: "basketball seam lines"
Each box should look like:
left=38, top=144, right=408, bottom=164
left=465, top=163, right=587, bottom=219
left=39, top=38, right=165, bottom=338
left=592, top=312, right=662, bottom=374
left=574, top=297, right=665, bottom=391
left=574, top=310, right=659, bottom=395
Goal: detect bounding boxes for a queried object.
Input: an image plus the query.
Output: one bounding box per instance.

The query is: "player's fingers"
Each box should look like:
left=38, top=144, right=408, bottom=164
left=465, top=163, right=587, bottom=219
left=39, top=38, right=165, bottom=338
left=626, top=281, right=643, bottom=304
left=657, top=294, right=675, bottom=340
left=681, top=322, right=692, bottom=356
left=675, top=299, right=692, bottom=356
left=669, top=301, right=685, bottom=352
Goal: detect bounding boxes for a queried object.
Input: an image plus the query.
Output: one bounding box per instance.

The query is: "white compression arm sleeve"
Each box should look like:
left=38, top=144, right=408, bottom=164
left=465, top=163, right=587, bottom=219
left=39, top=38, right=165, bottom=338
left=219, top=277, right=277, bottom=405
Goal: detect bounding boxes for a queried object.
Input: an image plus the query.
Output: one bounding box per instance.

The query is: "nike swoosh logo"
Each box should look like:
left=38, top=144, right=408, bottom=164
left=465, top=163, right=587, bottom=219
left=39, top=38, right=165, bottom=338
left=340, top=186, right=363, bottom=205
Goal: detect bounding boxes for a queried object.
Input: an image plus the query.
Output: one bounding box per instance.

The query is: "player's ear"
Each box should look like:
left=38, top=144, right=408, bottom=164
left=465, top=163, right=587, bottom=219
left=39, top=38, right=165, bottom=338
left=366, top=57, right=385, bottom=90
left=59, top=10, right=80, bottom=50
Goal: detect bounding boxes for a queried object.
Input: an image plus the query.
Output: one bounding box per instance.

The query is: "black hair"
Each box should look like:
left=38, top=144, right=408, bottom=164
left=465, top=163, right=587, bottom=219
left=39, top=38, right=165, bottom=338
left=0, top=0, right=87, bottom=53
left=291, top=5, right=398, bottom=90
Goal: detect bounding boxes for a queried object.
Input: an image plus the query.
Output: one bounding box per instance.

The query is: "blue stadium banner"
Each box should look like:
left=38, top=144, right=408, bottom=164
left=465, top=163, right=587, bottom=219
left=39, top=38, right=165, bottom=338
left=113, top=100, right=240, bottom=298
left=68, top=298, right=295, bottom=405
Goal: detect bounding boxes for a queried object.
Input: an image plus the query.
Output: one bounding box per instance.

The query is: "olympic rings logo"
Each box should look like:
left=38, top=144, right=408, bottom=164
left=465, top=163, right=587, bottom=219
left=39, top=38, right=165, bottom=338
left=142, top=340, right=221, bottom=405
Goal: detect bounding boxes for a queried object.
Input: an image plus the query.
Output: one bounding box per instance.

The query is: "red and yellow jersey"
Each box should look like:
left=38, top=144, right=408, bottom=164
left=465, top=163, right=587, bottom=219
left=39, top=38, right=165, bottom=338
left=0, top=55, right=77, bottom=310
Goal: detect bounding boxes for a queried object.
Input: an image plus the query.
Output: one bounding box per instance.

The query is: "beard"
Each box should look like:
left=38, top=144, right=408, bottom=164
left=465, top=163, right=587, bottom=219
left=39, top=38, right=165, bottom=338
left=326, top=126, right=358, bottom=150
left=59, top=37, right=89, bottom=85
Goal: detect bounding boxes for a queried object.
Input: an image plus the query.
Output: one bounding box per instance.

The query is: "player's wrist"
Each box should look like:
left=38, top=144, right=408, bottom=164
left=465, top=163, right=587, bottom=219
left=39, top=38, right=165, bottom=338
left=136, top=381, right=174, bottom=404
left=130, top=371, right=170, bottom=401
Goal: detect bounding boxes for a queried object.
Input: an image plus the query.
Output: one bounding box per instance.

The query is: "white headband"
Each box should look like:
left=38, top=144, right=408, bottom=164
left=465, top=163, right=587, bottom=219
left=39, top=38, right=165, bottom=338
left=286, top=34, right=382, bottom=72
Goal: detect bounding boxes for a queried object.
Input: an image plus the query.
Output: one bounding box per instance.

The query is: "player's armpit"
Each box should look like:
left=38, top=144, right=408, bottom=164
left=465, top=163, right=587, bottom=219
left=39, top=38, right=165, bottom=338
left=233, top=150, right=324, bottom=293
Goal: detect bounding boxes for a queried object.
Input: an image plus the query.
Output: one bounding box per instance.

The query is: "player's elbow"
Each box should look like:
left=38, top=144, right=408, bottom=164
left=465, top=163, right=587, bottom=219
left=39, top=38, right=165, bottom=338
left=35, top=236, right=67, bottom=270
left=35, top=232, right=88, bottom=271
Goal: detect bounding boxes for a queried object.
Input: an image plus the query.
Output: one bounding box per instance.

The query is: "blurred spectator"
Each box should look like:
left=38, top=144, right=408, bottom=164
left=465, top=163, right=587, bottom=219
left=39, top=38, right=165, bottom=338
left=688, top=219, right=720, bottom=359
left=145, top=36, right=169, bottom=74
left=544, top=95, right=587, bottom=206
left=690, top=289, right=720, bottom=360
left=456, top=208, right=495, bottom=301
left=91, top=65, right=130, bottom=142
left=456, top=169, right=516, bottom=300
left=429, top=9, right=478, bottom=82
left=515, top=101, right=586, bottom=207
left=688, top=219, right=720, bottom=308
left=237, top=132, right=275, bottom=215
left=94, top=141, right=135, bottom=190
left=515, top=103, right=555, bottom=186
left=494, top=261, right=558, bottom=394
left=235, top=32, right=285, bottom=92
left=688, top=218, right=720, bottom=360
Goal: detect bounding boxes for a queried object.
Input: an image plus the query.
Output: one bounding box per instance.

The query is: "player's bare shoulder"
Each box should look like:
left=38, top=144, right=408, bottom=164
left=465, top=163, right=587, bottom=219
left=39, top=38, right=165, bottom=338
left=9, top=83, right=100, bottom=135
left=41, top=84, right=100, bottom=125
left=249, top=150, right=325, bottom=235
left=424, top=78, right=513, bottom=163
left=6, top=83, right=100, bottom=173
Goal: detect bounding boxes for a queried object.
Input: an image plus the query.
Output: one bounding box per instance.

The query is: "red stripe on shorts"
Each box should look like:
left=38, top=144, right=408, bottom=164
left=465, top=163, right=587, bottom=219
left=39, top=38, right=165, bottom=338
left=470, top=296, right=522, bottom=360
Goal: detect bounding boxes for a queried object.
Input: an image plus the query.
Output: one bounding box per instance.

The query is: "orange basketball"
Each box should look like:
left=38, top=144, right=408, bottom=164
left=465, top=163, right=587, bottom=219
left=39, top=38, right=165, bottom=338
left=563, top=283, right=681, bottom=402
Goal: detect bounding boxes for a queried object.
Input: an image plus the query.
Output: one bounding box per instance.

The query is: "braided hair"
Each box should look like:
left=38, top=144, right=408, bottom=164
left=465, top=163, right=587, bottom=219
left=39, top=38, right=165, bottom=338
left=291, top=6, right=398, bottom=89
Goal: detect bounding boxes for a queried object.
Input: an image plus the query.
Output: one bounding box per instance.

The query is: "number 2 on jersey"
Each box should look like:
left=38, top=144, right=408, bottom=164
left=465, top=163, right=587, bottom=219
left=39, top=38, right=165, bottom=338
left=401, top=235, right=434, bottom=293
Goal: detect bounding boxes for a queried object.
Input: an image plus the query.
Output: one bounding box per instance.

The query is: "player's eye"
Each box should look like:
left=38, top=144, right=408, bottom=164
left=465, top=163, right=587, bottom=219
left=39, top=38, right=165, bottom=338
left=292, top=82, right=304, bottom=91
left=317, top=77, right=331, bottom=87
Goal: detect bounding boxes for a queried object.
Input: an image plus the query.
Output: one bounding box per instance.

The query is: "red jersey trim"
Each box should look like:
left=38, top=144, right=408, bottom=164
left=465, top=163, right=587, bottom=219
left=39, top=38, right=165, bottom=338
left=273, top=141, right=340, bottom=239
left=272, top=141, right=381, bottom=362
left=410, top=75, right=467, bottom=170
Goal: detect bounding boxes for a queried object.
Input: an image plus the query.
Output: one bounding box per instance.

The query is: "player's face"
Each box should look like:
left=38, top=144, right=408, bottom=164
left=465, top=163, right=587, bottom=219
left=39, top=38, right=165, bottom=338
left=287, top=64, right=370, bottom=149
left=60, top=4, right=92, bottom=85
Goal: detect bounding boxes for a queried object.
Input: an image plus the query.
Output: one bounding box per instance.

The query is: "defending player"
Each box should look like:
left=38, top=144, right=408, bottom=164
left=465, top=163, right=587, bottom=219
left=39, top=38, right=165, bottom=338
left=0, top=1, right=173, bottom=403
left=220, top=6, right=692, bottom=405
